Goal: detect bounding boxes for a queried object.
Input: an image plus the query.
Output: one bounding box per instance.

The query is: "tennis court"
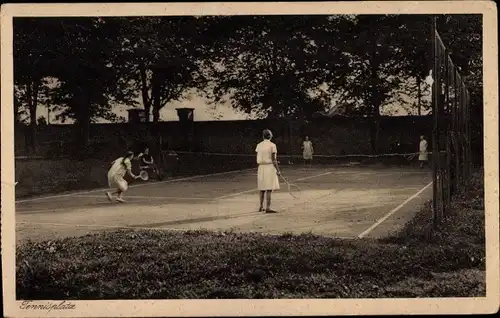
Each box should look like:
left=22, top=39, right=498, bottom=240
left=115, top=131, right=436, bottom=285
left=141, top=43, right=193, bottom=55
left=15, top=158, right=433, bottom=244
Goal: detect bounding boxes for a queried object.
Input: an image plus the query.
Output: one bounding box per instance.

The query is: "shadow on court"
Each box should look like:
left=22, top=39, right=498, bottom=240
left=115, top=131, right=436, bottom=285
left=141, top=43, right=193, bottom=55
left=15, top=165, right=433, bottom=244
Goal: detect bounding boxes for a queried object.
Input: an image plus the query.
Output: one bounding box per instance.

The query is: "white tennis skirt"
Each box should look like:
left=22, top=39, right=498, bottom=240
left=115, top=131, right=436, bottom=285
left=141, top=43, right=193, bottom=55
left=257, top=164, right=280, bottom=191
left=108, top=174, right=128, bottom=192
left=418, top=151, right=428, bottom=161
left=303, top=151, right=313, bottom=160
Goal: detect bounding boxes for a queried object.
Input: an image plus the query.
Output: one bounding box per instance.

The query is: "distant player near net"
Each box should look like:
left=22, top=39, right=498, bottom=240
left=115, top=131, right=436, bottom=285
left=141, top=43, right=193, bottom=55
left=256, top=129, right=281, bottom=214
left=137, top=147, right=159, bottom=175
left=106, top=151, right=141, bottom=203
left=302, top=136, right=314, bottom=167
left=419, top=135, right=429, bottom=168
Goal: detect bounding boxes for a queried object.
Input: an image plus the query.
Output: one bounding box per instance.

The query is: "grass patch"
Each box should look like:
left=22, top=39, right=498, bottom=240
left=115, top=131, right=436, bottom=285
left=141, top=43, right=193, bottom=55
left=383, top=169, right=485, bottom=247
left=15, top=158, right=110, bottom=198
left=16, top=170, right=486, bottom=299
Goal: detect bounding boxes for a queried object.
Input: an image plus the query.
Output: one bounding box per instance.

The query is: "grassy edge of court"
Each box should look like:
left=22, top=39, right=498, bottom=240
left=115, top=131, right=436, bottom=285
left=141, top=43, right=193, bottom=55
left=16, top=169, right=485, bottom=299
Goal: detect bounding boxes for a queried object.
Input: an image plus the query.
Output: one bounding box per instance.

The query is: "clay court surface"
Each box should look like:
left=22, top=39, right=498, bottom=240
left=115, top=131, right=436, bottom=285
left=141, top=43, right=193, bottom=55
left=15, top=165, right=433, bottom=244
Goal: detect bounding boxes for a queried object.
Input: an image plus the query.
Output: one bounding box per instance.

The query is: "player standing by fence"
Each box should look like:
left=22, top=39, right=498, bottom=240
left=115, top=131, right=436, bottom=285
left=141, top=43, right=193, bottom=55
left=419, top=135, right=429, bottom=168
left=302, top=136, right=314, bottom=166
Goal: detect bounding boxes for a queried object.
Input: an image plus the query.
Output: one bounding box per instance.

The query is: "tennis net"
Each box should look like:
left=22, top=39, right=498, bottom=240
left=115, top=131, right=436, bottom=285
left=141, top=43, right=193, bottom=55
left=158, top=150, right=431, bottom=178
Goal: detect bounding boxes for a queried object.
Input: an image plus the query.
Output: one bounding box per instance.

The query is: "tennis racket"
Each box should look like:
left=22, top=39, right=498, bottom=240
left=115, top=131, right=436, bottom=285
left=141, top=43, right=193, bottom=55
left=137, top=170, right=149, bottom=181
left=404, top=153, right=417, bottom=161
left=279, top=174, right=301, bottom=199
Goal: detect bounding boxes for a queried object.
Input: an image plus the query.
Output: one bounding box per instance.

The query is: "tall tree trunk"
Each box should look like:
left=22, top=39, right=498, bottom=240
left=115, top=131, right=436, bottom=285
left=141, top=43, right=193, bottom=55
left=373, top=108, right=381, bottom=154
left=26, top=82, right=33, bottom=154
left=151, top=69, right=162, bottom=123
left=27, top=80, right=39, bottom=154
left=369, top=51, right=381, bottom=154
left=369, top=98, right=381, bottom=154
left=31, top=81, right=39, bottom=125
left=14, top=91, right=21, bottom=123
left=152, top=108, right=160, bottom=123
left=150, top=69, right=163, bottom=152
left=417, top=75, right=422, bottom=115
left=139, top=60, right=151, bottom=123
left=74, top=86, right=90, bottom=152
left=365, top=31, right=384, bottom=154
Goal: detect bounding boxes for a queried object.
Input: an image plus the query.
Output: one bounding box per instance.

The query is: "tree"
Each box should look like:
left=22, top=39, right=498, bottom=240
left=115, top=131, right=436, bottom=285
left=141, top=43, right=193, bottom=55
left=38, top=17, right=137, bottom=147
left=388, top=15, right=432, bottom=116
left=115, top=16, right=207, bottom=123
left=13, top=18, right=53, bottom=152
left=13, top=86, right=25, bottom=123
left=437, top=15, right=483, bottom=159
left=332, top=15, right=415, bottom=152
left=391, top=14, right=482, bottom=116
left=202, top=15, right=352, bottom=120
left=14, top=17, right=136, bottom=149
left=13, top=78, right=54, bottom=124
left=437, top=14, right=482, bottom=107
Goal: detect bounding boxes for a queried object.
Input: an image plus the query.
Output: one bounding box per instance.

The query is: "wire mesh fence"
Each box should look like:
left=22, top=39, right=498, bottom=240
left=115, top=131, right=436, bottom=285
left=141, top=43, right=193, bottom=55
left=431, top=17, right=472, bottom=225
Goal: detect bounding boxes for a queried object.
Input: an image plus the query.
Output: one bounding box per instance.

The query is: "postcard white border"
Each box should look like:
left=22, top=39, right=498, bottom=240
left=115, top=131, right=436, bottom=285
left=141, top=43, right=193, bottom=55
left=2, top=2, right=499, bottom=317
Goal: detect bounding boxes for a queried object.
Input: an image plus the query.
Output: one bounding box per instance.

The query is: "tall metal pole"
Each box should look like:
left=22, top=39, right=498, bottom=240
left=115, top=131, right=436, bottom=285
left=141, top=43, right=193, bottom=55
left=466, top=88, right=471, bottom=179
left=444, top=49, right=451, bottom=212
left=453, top=70, right=460, bottom=192
left=288, top=118, right=293, bottom=164
left=431, top=15, right=440, bottom=227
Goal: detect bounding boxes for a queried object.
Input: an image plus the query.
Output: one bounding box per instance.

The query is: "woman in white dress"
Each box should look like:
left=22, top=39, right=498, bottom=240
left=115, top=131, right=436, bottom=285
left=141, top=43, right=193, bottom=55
left=418, top=135, right=428, bottom=168
left=255, top=129, right=281, bottom=213
left=302, top=136, right=314, bottom=166
left=106, top=151, right=140, bottom=203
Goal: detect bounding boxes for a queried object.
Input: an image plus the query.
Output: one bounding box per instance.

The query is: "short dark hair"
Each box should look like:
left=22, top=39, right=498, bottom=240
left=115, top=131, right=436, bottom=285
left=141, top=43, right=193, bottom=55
left=121, top=151, right=135, bottom=166
left=263, top=129, right=272, bottom=140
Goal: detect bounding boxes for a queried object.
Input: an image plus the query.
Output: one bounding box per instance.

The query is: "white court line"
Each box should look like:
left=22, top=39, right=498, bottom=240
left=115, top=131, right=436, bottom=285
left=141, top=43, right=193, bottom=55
left=75, top=195, right=211, bottom=200
left=357, top=181, right=433, bottom=239
left=215, top=171, right=334, bottom=200
left=17, top=208, right=66, bottom=214
left=17, top=221, right=188, bottom=232
left=15, top=168, right=254, bottom=204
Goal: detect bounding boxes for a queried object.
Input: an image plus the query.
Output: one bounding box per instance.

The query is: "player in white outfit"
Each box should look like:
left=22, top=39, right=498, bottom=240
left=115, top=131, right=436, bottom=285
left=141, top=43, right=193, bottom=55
left=106, top=151, right=140, bottom=203
left=302, top=136, right=314, bottom=166
left=255, top=129, right=281, bottom=213
left=418, top=135, right=429, bottom=168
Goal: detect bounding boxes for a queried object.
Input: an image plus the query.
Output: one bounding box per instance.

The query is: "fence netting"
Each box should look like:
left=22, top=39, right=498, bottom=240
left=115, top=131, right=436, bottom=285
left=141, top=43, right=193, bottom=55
left=432, top=25, right=472, bottom=223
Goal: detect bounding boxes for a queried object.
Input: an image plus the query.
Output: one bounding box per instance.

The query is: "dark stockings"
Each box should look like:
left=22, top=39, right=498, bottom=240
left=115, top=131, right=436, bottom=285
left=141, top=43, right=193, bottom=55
left=259, top=190, right=272, bottom=211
